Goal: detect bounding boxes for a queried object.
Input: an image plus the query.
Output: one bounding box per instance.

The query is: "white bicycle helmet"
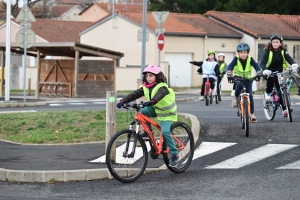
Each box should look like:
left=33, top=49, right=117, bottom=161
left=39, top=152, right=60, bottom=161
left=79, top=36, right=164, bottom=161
left=217, top=53, right=225, bottom=57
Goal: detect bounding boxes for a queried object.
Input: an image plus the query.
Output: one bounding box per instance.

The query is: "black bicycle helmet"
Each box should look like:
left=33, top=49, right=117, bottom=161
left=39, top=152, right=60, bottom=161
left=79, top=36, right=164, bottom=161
left=237, top=43, right=250, bottom=52
left=270, top=34, right=283, bottom=42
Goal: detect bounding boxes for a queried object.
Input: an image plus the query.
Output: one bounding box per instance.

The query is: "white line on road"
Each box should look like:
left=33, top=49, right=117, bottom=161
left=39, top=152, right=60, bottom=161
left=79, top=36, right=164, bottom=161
left=193, top=142, right=237, bottom=160
left=0, top=110, right=37, bottom=113
left=205, top=144, right=298, bottom=169
left=90, top=142, right=151, bottom=163
left=277, top=160, right=300, bottom=169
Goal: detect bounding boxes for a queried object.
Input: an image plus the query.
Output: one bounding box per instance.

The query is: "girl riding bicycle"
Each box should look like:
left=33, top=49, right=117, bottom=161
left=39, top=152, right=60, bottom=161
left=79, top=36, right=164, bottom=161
left=116, top=64, right=179, bottom=168
left=227, top=43, right=262, bottom=122
left=198, top=50, right=220, bottom=101
left=260, top=34, right=299, bottom=117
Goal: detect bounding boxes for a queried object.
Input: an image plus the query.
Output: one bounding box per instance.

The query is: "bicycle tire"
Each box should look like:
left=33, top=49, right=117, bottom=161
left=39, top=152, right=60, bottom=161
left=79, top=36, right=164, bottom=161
left=282, top=89, right=292, bottom=122
left=163, top=122, right=194, bottom=173
left=243, top=98, right=250, bottom=137
left=263, top=91, right=276, bottom=120
left=106, top=130, right=148, bottom=183
left=215, top=95, right=219, bottom=104
left=205, top=84, right=209, bottom=106
left=209, top=92, right=213, bottom=104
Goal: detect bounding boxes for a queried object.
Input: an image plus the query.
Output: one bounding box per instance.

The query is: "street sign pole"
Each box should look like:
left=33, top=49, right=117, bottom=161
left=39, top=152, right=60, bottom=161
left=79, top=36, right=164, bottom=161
left=22, top=9, right=28, bottom=102
left=140, top=0, right=147, bottom=77
left=5, top=0, right=11, bottom=102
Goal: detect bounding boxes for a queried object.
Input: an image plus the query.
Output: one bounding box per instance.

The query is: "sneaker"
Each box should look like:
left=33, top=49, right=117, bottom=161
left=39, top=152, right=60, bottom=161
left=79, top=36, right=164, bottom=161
left=250, top=114, right=257, bottom=123
left=264, top=92, right=271, bottom=100
left=283, top=110, right=288, bottom=118
left=169, top=154, right=179, bottom=168
left=231, top=90, right=235, bottom=97
left=218, top=96, right=222, bottom=102
left=199, top=96, right=204, bottom=101
left=231, top=97, right=237, bottom=107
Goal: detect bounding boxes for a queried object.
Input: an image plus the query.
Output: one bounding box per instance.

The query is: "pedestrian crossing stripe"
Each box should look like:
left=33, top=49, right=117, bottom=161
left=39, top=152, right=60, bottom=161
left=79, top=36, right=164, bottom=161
left=277, top=160, right=300, bottom=169
left=193, top=142, right=237, bottom=160
left=205, top=144, right=298, bottom=169
left=90, top=142, right=151, bottom=163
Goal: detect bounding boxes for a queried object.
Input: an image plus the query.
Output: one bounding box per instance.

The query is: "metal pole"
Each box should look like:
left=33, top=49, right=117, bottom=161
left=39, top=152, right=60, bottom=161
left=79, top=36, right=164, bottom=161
left=140, top=0, right=147, bottom=77
left=23, top=5, right=28, bottom=102
left=5, top=0, right=11, bottom=102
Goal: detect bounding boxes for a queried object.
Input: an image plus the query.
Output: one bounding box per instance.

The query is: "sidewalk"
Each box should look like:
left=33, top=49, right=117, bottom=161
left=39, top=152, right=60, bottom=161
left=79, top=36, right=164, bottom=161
left=0, top=94, right=201, bottom=183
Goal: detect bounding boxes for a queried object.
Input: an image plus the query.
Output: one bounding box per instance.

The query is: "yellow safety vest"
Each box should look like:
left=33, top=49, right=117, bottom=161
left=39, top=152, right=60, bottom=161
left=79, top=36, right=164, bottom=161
left=266, top=50, right=288, bottom=69
left=143, top=82, right=177, bottom=121
left=232, top=56, right=252, bottom=78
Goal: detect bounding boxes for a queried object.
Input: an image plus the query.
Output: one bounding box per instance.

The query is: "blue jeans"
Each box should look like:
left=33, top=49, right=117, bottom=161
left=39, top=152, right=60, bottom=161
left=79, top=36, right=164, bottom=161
left=235, top=81, right=254, bottom=114
left=141, top=106, right=178, bottom=155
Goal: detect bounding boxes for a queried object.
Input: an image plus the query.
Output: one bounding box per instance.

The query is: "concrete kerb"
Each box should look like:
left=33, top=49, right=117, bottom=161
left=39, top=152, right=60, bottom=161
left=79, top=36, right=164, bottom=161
left=0, top=112, right=201, bottom=183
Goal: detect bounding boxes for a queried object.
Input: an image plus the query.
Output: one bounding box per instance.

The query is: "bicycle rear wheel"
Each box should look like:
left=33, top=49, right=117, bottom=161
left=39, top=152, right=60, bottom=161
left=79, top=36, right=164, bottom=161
left=163, top=122, right=194, bottom=173
left=106, top=130, right=148, bottom=183
left=205, top=84, right=209, bottom=106
left=209, top=92, right=213, bottom=104
left=282, top=89, right=292, bottom=122
left=263, top=91, right=276, bottom=120
left=243, top=98, right=250, bottom=137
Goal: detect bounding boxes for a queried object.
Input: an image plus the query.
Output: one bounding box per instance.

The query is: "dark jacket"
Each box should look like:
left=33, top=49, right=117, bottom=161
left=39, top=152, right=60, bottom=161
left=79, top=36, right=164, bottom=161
left=227, top=56, right=261, bottom=72
left=260, top=49, right=295, bottom=72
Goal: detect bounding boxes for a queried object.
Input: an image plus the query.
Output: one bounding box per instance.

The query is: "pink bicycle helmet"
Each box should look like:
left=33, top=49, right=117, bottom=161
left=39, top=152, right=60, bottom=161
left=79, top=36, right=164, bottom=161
left=143, top=64, right=161, bottom=75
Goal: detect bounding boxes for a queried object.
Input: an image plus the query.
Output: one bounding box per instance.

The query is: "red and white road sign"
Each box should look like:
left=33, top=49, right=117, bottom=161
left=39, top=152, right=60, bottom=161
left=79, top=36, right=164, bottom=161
left=157, top=33, right=164, bottom=51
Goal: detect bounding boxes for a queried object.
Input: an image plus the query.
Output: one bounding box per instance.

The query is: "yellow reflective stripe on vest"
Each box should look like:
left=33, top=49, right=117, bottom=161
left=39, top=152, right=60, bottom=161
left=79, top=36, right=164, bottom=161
left=233, top=56, right=252, bottom=78
left=156, top=110, right=177, bottom=118
left=267, top=50, right=287, bottom=69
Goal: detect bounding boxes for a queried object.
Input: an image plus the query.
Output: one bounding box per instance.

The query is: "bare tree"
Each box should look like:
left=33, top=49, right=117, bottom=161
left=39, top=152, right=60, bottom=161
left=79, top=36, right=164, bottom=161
left=0, top=0, right=47, bottom=20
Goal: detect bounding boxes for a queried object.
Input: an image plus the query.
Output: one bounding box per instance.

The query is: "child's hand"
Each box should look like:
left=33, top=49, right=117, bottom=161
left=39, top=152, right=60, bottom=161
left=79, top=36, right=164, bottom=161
left=116, top=100, right=124, bottom=109
left=142, top=100, right=156, bottom=107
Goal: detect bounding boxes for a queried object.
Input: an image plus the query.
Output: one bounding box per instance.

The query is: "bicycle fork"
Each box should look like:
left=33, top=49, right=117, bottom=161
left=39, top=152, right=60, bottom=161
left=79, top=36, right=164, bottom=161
left=124, top=121, right=140, bottom=158
left=240, top=95, right=251, bottom=118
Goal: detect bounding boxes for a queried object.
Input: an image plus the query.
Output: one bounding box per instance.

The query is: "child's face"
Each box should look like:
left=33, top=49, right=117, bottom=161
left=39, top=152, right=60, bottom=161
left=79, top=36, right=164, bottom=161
left=145, top=72, right=156, bottom=84
left=238, top=51, right=248, bottom=60
left=208, top=54, right=215, bottom=60
left=271, top=39, right=282, bottom=50
left=218, top=56, right=224, bottom=61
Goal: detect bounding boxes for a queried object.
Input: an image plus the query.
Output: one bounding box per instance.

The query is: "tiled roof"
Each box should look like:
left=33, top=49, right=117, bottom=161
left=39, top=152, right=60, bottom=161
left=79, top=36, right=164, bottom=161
left=204, top=11, right=300, bottom=39
left=31, top=19, right=93, bottom=42
left=116, top=11, right=242, bottom=37
left=278, top=15, right=300, bottom=33
left=51, top=4, right=78, bottom=17
left=55, top=0, right=93, bottom=5
left=96, top=2, right=143, bottom=12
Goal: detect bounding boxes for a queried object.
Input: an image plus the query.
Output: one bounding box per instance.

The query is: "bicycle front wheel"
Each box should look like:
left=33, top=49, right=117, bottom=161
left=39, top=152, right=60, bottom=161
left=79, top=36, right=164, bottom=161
left=282, top=89, right=292, bottom=122
left=106, top=130, right=148, bottom=183
left=243, top=98, right=250, bottom=137
left=163, top=122, right=195, bottom=173
left=263, top=91, right=276, bottom=120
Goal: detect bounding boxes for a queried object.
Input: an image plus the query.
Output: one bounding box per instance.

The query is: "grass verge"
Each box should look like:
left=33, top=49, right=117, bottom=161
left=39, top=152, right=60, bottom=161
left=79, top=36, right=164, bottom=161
left=0, top=110, right=191, bottom=144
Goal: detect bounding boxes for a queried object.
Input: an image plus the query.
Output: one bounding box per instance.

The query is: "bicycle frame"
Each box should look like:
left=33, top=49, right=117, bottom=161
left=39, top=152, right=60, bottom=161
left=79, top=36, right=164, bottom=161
left=132, top=108, right=185, bottom=155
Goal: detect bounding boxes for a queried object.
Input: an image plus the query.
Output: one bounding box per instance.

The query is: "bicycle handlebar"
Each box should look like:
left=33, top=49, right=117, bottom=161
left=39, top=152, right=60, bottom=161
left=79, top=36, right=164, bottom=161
left=232, top=76, right=258, bottom=83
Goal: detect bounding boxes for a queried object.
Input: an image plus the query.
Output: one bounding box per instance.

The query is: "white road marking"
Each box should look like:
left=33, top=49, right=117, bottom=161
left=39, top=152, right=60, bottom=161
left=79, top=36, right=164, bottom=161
left=49, top=104, right=63, bottom=106
left=205, top=144, right=298, bottom=169
left=92, top=102, right=105, bottom=104
left=193, top=142, right=237, bottom=160
left=90, top=141, right=151, bottom=163
left=69, top=103, right=88, bottom=105
left=277, top=160, right=300, bottom=169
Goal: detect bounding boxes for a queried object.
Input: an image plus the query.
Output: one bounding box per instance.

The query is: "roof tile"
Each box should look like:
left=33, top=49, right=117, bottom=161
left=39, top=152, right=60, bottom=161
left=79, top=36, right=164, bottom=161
left=204, top=11, right=300, bottom=39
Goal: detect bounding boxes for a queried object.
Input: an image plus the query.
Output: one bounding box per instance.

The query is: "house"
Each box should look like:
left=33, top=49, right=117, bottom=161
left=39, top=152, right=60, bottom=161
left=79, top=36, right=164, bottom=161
left=79, top=2, right=143, bottom=22
left=80, top=10, right=300, bottom=91
left=79, top=11, right=244, bottom=90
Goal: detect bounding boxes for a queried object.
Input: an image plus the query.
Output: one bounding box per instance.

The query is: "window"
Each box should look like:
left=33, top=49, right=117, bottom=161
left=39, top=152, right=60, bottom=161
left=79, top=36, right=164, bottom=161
left=257, top=44, right=265, bottom=64
left=293, top=45, right=300, bottom=64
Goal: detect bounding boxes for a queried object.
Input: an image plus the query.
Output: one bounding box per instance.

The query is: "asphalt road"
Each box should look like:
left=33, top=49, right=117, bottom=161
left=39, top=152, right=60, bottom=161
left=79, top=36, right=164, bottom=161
left=1, top=96, right=300, bottom=199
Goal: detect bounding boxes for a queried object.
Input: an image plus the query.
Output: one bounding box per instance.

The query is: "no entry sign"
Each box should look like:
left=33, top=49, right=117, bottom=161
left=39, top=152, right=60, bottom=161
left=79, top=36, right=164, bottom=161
left=157, top=33, right=164, bottom=51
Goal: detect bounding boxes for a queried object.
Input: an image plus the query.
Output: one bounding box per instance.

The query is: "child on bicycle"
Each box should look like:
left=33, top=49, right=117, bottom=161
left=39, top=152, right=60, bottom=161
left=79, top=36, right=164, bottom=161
left=216, top=53, right=227, bottom=101
left=227, top=43, right=262, bottom=123
left=116, top=64, right=179, bottom=168
left=260, top=34, right=299, bottom=117
left=197, top=50, right=220, bottom=101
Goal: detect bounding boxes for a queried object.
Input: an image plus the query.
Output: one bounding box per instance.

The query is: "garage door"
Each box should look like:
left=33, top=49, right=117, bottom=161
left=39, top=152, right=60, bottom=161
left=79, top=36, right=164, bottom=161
left=165, top=53, right=192, bottom=87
